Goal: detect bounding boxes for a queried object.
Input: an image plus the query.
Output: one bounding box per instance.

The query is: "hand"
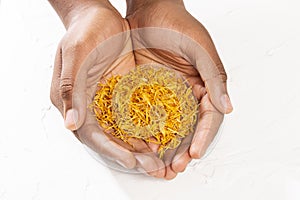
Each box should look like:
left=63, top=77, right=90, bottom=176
left=49, top=0, right=165, bottom=177
left=126, top=0, right=233, bottom=179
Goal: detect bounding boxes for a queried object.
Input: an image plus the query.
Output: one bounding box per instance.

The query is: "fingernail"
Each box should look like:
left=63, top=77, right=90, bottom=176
left=64, top=109, right=78, bottom=130
left=221, top=94, right=233, bottom=113
left=190, top=145, right=204, bottom=159
left=135, top=154, right=144, bottom=165
left=116, top=160, right=127, bottom=168
left=173, top=155, right=181, bottom=164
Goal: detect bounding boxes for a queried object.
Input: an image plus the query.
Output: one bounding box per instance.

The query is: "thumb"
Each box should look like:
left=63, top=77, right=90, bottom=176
left=176, top=20, right=233, bottom=114
left=60, top=45, right=88, bottom=130
left=186, top=44, right=233, bottom=114
left=183, top=31, right=233, bottom=114
left=201, top=62, right=233, bottom=114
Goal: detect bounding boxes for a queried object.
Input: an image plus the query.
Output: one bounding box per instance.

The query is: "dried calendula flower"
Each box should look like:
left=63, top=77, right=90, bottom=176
left=91, top=65, right=198, bottom=158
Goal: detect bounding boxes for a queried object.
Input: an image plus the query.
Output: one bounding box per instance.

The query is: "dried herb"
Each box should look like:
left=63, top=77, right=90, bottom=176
left=91, top=65, right=198, bottom=158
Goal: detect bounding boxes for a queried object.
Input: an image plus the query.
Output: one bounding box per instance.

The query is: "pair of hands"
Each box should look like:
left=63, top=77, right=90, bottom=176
left=49, top=0, right=233, bottom=180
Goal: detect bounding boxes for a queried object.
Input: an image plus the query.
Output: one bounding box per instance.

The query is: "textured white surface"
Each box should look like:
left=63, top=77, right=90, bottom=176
left=1, top=0, right=300, bottom=199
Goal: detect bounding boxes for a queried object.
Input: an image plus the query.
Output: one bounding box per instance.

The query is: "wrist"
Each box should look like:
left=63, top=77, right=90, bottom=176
left=126, top=0, right=184, bottom=16
left=49, top=0, right=110, bottom=29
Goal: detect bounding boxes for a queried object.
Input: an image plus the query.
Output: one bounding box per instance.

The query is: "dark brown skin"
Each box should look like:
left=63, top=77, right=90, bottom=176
left=49, top=0, right=233, bottom=180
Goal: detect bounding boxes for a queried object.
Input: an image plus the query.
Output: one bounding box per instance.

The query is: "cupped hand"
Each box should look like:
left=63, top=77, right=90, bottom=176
left=126, top=0, right=233, bottom=179
left=50, top=0, right=165, bottom=177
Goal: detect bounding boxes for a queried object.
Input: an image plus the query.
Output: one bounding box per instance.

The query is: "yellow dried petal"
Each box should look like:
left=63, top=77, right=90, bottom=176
left=91, top=65, right=198, bottom=158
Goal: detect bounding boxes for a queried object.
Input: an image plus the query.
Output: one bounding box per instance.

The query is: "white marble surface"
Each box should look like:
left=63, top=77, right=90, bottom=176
left=1, top=0, right=300, bottom=199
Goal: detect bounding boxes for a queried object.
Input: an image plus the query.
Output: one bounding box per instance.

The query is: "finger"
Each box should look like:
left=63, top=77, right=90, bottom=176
left=50, top=44, right=63, bottom=113
left=128, top=138, right=165, bottom=178
left=154, top=156, right=165, bottom=178
left=172, top=151, right=191, bottom=173
left=147, top=137, right=160, bottom=153
left=135, top=154, right=160, bottom=177
left=169, top=83, right=202, bottom=172
left=165, top=165, right=177, bottom=180
left=128, top=138, right=151, bottom=153
left=60, top=42, right=88, bottom=131
left=189, top=95, right=224, bottom=159
left=77, top=122, right=136, bottom=169
left=163, top=148, right=178, bottom=180
left=102, top=130, right=135, bottom=152
left=171, top=132, right=193, bottom=173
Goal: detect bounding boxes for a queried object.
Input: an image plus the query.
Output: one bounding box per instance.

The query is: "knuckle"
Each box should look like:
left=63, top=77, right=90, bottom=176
left=218, top=71, right=227, bottom=83
left=62, top=37, right=86, bottom=53
left=204, top=63, right=228, bottom=83
left=203, top=71, right=228, bottom=83
left=216, top=63, right=228, bottom=82
left=200, top=125, right=212, bottom=134
left=59, top=77, right=73, bottom=100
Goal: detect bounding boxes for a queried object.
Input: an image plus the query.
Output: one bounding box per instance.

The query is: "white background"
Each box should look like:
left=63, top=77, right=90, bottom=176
left=1, top=0, right=300, bottom=199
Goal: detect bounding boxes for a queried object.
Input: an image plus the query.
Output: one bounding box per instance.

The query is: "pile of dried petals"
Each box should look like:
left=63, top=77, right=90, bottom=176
left=91, top=65, right=198, bottom=158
